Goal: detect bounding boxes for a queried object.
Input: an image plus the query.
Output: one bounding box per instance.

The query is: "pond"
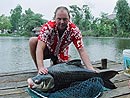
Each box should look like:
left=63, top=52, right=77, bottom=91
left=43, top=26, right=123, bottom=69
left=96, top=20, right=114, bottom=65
left=0, top=37, right=130, bottom=73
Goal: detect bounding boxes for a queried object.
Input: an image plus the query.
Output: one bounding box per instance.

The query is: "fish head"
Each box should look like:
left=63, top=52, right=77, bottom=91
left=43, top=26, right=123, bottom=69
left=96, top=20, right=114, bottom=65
left=37, top=77, right=54, bottom=91
left=28, top=74, right=55, bottom=91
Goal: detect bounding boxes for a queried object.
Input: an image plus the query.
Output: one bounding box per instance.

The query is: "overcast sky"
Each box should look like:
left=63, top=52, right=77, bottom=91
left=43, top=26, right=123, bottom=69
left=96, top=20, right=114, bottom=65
left=0, top=0, right=130, bottom=20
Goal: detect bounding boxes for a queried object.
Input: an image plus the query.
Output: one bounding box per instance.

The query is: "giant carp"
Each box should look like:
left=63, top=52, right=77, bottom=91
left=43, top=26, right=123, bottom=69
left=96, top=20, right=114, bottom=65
left=27, top=59, right=118, bottom=92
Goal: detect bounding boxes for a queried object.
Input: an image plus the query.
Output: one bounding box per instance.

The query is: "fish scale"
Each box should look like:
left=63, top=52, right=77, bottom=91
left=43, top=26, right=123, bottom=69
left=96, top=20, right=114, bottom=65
left=31, top=60, right=118, bottom=92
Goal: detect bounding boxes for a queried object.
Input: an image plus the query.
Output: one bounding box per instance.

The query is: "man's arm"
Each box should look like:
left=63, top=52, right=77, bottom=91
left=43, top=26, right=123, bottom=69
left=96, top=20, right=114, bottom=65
left=78, top=47, right=96, bottom=71
left=36, top=40, right=48, bottom=74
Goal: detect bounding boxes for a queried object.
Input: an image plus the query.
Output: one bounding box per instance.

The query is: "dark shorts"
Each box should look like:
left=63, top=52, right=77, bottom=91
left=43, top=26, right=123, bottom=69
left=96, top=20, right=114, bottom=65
left=44, top=46, right=58, bottom=65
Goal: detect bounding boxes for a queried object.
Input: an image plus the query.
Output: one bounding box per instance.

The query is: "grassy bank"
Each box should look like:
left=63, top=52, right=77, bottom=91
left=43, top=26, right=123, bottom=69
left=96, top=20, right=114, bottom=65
left=0, top=32, right=33, bottom=37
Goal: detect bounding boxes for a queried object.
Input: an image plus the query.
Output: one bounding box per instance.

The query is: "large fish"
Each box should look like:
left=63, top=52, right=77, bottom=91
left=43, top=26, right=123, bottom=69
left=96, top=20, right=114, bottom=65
left=27, top=59, right=118, bottom=92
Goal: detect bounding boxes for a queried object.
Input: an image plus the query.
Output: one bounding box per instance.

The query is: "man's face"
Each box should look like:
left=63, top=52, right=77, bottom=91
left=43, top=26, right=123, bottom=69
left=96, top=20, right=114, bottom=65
left=55, top=9, right=70, bottom=31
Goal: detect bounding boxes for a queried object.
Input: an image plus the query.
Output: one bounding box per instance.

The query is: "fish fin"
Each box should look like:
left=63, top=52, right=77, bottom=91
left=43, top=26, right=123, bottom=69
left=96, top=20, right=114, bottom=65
left=66, top=59, right=83, bottom=67
left=103, top=79, right=117, bottom=89
left=99, top=70, right=118, bottom=80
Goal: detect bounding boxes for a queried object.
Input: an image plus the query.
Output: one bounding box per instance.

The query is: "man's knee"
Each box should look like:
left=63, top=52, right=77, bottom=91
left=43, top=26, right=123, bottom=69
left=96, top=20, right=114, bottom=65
left=29, top=37, right=38, bottom=46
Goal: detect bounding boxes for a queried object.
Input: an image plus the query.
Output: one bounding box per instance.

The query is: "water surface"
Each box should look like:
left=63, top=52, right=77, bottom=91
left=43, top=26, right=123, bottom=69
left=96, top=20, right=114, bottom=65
left=0, top=37, right=130, bottom=73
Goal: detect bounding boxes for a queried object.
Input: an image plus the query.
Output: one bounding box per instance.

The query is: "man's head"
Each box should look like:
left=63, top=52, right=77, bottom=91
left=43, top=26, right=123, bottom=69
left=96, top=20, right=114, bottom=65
left=54, top=6, right=70, bottom=31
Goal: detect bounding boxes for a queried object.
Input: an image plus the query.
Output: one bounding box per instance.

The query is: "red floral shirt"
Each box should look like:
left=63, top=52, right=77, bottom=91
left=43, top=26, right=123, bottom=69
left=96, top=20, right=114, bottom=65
left=38, top=20, right=84, bottom=62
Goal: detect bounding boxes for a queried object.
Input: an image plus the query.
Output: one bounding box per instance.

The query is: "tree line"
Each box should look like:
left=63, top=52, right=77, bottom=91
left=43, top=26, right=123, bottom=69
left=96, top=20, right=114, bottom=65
left=0, top=0, right=130, bottom=37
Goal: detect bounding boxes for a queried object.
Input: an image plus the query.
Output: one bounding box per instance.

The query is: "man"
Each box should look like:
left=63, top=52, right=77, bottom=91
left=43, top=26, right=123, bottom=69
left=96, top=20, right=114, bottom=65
left=29, top=6, right=97, bottom=74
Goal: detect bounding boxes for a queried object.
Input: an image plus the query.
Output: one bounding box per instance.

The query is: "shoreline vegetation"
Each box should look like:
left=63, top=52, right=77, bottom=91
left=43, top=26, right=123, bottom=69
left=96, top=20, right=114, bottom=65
left=0, top=0, right=130, bottom=38
left=1, top=32, right=130, bottom=39
left=0, top=32, right=34, bottom=37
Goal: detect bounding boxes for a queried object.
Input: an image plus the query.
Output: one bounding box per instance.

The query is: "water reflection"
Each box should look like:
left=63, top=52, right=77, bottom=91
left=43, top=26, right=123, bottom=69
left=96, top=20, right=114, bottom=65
left=69, top=37, right=130, bottom=63
left=0, top=37, right=130, bottom=73
left=0, top=37, right=34, bottom=73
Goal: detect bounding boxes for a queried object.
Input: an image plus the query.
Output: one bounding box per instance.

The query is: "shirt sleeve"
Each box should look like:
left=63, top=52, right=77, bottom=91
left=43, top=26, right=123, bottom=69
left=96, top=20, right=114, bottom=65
left=38, top=24, right=49, bottom=43
left=72, top=27, right=84, bottom=50
left=38, top=23, right=49, bottom=43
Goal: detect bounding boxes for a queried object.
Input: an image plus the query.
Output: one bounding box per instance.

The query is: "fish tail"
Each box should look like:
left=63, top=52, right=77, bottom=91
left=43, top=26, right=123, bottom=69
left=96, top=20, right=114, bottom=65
left=99, top=70, right=118, bottom=80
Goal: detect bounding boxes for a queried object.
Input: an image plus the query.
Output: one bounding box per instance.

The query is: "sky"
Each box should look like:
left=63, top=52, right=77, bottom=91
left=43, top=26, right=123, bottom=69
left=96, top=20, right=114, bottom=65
left=0, top=0, right=130, bottom=20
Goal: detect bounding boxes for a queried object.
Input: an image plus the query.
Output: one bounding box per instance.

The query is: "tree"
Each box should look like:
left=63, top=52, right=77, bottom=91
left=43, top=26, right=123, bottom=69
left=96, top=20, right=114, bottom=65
left=0, top=15, right=12, bottom=33
left=69, top=5, right=92, bottom=31
left=115, top=0, right=130, bottom=32
left=9, top=4, right=47, bottom=36
left=82, top=5, right=92, bottom=31
left=10, top=4, right=22, bottom=32
left=69, top=5, right=83, bottom=27
left=20, top=8, right=47, bottom=32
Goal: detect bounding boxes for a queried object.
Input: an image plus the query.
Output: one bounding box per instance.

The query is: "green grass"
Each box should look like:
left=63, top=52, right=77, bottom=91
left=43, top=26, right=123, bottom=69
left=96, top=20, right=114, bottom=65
left=0, top=33, right=12, bottom=36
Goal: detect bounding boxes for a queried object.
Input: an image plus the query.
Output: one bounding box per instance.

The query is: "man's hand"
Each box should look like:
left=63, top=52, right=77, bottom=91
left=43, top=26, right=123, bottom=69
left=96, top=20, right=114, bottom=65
left=36, top=40, right=48, bottom=74
left=38, top=67, right=48, bottom=74
left=78, top=47, right=98, bottom=73
left=87, top=65, right=99, bottom=73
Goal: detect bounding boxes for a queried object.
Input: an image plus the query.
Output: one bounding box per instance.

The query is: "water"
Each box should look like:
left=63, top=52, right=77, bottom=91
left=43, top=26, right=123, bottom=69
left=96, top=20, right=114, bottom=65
left=0, top=37, right=34, bottom=73
left=0, top=37, right=130, bottom=73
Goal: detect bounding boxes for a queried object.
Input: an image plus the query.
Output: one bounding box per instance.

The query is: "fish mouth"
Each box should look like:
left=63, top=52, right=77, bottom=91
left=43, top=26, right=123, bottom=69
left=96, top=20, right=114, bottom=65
left=39, top=77, right=54, bottom=91
left=28, top=74, right=54, bottom=91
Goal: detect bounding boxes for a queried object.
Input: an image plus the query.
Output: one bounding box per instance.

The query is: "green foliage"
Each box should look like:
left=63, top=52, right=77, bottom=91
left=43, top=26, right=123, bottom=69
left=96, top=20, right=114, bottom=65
left=20, top=8, right=47, bottom=32
left=8, top=5, right=47, bottom=36
left=69, top=1, right=130, bottom=38
left=92, top=13, right=114, bottom=37
left=69, top=5, right=83, bottom=26
left=10, top=4, right=22, bottom=32
left=115, top=0, right=130, bottom=32
left=1, top=3, right=130, bottom=37
left=0, top=15, right=12, bottom=32
left=69, top=5, right=92, bottom=31
left=0, top=33, right=12, bottom=36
